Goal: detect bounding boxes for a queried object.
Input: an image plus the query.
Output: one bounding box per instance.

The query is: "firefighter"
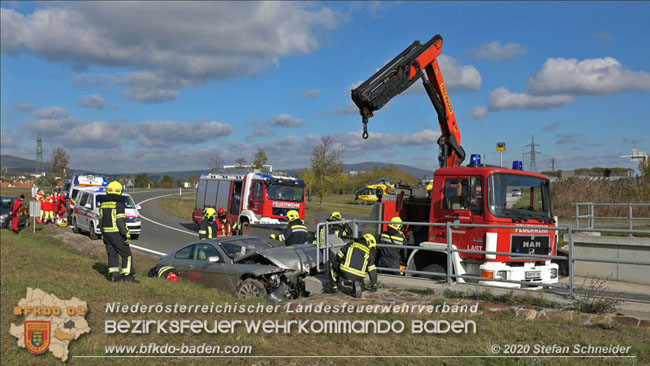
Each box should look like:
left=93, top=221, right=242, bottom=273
left=328, top=233, right=378, bottom=297
left=10, top=195, right=26, bottom=234
left=100, top=181, right=139, bottom=283
left=313, top=211, right=353, bottom=246
left=377, top=217, right=405, bottom=272
left=270, top=210, right=307, bottom=245
left=198, top=207, right=217, bottom=240
left=148, top=264, right=180, bottom=283
left=216, top=208, right=239, bottom=237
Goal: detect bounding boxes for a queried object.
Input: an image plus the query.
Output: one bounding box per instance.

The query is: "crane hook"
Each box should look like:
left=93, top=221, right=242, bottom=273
left=362, top=115, right=369, bottom=139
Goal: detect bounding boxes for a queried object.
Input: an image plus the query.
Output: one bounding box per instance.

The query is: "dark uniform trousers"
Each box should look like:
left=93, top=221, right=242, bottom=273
left=377, top=227, right=404, bottom=270
left=100, top=199, right=133, bottom=276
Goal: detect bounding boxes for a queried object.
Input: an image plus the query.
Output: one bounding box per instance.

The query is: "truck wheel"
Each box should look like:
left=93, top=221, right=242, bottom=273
left=416, top=264, right=446, bottom=280
left=89, top=223, right=99, bottom=240
left=72, top=217, right=80, bottom=233
left=236, top=278, right=267, bottom=299
left=131, top=234, right=139, bottom=240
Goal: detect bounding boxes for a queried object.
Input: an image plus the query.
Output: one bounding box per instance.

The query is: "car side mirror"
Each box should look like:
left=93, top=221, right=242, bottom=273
left=208, top=256, right=220, bottom=263
left=85, top=204, right=92, bottom=209
left=136, top=205, right=142, bottom=210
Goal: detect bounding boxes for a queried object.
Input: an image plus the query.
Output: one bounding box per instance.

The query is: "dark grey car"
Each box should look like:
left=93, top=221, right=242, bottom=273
left=156, top=236, right=322, bottom=299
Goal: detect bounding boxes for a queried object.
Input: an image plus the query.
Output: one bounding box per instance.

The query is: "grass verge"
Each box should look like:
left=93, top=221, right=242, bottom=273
left=2, top=226, right=649, bottom=365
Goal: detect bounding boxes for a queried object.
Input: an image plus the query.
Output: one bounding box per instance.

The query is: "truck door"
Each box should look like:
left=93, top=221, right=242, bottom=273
left=248, top=181, right=264, bottom=216
left=434, top=177, right=485, bottom=260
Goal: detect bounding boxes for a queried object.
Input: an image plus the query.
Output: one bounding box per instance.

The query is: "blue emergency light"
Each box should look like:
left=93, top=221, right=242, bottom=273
left=470, top=154, right=481, bottom=165
left=512, top=161, right=523, bottom=170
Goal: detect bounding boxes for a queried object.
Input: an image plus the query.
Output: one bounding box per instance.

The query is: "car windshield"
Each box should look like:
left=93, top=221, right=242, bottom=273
left=1, top=197, right=13, bottom=209
left=96, top=194, right=136, bottom=208
left=488, top=173, right=552, bottom=222
left=220, top=237, right=275, bottom=259
left=266, top=184, right=304, bottom=203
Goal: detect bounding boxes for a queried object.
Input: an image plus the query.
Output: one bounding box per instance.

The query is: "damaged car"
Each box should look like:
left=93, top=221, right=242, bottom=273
left=155, top=236, right=322, bottom=300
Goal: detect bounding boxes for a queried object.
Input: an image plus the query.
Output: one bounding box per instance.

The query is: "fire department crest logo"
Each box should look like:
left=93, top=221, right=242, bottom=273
left=25, top=321, right=51, bottom=354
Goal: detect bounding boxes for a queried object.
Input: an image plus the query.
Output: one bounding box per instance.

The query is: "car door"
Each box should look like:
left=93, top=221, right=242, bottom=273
left=76, top=192, right=91, bottom=231
left=193, top=242, right=234, bottom=292
left=171, top=244, right=196, bottom=281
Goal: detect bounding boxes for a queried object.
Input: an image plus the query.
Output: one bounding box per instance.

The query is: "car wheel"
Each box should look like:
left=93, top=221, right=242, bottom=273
left=236, top=278, right=267, bottom=299
left=72, top=217, right=80, bottom=233
left=89, top=222, right=99, bottom=240
left=414, top=264, right=446, bottom=280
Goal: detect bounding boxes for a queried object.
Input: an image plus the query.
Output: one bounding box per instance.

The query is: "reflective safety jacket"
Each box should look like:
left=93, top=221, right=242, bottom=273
left=335, top=242, right=377, bottom=284
left=314, top=221, right=353, bottom=245
left=199, top=219, right=217, bottom=240
left=281, top=219, right=308, bottom=245
left=100, top=195, right=129, bottom=237
left=148, top=265, right=179, bottom=280
left=380, top=226, right=404, bottom=245
left=216, top=218, right=236, bottom=237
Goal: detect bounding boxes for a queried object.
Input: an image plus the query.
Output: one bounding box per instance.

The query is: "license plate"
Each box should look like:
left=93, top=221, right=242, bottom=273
left=525, top=270, right=541, bottom=279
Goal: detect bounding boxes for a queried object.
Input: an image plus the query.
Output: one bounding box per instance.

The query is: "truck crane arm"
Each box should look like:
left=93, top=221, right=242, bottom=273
left=351, top=35, right=466, bottom=168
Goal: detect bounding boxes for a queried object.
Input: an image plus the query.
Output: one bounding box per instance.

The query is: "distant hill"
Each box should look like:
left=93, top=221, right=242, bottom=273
left=285, top=162, right=433, bottom=178
left=1, top=154, right=52, bottom=174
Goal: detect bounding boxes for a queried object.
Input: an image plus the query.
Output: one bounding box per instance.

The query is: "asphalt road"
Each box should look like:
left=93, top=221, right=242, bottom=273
left=128, top=189, right=198, bottom=255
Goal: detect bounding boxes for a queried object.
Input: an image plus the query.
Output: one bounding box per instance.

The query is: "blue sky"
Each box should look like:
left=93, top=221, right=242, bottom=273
left=1, top=1, right=649, bottom=174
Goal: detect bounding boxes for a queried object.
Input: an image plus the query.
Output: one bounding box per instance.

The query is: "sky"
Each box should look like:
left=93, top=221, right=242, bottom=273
left=1, top=1, right=649, bottom=175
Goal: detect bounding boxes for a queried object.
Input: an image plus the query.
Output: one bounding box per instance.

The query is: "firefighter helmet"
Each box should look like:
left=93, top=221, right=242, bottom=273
left=204, top=207, right=216, bottom=220
left=389, top=216, right=403, bottom=230
left=106, top=181, right=123, bottom=195
left=287, top=210, right=300, bottom=221
left=329, top=212, right=342, bottom=221
left=363, top=233, right=377, bottom=249
left=218, top=207, right=227, bottom=218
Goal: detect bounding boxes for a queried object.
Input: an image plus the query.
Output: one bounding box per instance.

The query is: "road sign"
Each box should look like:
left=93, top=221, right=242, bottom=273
left=496, top=142, right=506, bottom=152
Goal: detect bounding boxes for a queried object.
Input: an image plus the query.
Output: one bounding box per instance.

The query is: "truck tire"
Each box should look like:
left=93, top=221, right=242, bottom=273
left=89, top=222, right=99, bottom=240
left=72, top=217, right=80, bottom=234
left=236, top=278, right=267, bottom=299
left=415, top=264, right=446, bottom=280
left=131, top=234, right=139, bottom=240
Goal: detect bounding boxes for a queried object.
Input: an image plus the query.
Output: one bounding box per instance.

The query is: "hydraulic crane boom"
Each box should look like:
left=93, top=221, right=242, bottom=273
left=351, top=35, right=466, bottom=168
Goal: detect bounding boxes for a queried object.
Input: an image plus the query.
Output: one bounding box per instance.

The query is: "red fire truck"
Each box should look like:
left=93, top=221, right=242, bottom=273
left=192, top=172, right=306, bottom=228
left=351, top=35, right=558, bottom=287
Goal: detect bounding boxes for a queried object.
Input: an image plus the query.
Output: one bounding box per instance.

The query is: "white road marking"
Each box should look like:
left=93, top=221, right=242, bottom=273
left=129, top=244, right=166, bottom=257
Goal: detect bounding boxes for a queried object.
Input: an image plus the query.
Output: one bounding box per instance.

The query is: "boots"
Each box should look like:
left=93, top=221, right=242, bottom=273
left=352, top=281, right=363, bottom=298
left=122, top=275, right=140, bottom=284
left=110, top=273, right=122, bottom=283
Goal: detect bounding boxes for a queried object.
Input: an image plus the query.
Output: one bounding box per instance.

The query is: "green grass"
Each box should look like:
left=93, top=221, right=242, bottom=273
left=2, top=226, right=649, bottom=365
left=159, top=194, right=196, bottom=223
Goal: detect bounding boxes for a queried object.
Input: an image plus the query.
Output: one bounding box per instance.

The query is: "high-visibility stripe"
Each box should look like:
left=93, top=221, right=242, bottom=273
left=368, top=265, right=377, bottom=271
left=199, top=230, right=207, bottom=234
left=340, top=265, right=366, bottom=277
left=337, top=251, right=345, bottom=258
left=158, top=266, right=174, bottom=278
left=293, top=225, right=307, bottom=230
left=208, top=227, right=213, bottom=238
left=381, top=233, right=404, bottom=242
left=121, top=256, right=132, bottom=275
left=108, top=267, right=120, bottom=273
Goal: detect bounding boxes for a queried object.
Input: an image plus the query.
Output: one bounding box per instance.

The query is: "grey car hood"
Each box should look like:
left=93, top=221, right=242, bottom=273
left=234, top=244, right=320, bottom=273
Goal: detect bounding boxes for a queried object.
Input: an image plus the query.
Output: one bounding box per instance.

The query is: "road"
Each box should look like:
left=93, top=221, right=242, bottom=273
left=128, top=189, right=197, bottom=255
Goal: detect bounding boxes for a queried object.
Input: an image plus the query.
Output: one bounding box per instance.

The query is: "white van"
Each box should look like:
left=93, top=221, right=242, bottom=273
left=72, top=188, right=141, bottom=240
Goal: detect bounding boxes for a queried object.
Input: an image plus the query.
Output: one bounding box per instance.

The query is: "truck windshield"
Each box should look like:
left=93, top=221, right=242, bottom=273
left=266, top=184, right=304, bottom=203
left=488, top=173, right=552, bottom=222
left=96, top=194, right=137, bottom=209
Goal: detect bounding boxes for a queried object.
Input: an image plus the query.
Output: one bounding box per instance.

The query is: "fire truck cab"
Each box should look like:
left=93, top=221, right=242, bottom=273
left=193, top=172, right=306, bottom=227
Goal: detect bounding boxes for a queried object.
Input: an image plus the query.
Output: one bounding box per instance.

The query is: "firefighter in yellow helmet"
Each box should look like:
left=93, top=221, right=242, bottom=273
left=100, top=181, right=138, bottom=283
left=198, top=207, right=217, bottom=240
left=313, top=211, right=353, bottom=246
left=327, top=233, right=378, bottom=298
left=377, top=217, right=405, bottom=271
left=270, top=209, right=307, bottom=245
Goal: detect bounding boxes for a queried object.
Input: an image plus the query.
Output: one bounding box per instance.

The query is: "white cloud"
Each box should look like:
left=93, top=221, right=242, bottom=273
left=525, top=57, right=650, bottom=96
left=246, top=121, right=275, bottom=140
left=33, top=106, right=68, bottom=119
left=488, top=87, right=575, bottom=111
left=468, top=106, right=488, bottom=120
left=465, top=41, right=527, bottom=61
left=1, top=3, right=337, bottom=102
left=302, top=89, right=320, bottom=98
left=406, top=55, right=482, bottom=93
left=76, top=94, right=105, bottom=109
left=271, top=114, right=305, bottom=127
left=22, top=117, right=132, bottom=148
left=13, top=102, right=33, bottom=112
left=137, top=120, right=234, bottom=147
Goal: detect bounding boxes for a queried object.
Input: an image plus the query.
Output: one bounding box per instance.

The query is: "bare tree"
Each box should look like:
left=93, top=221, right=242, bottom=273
left=311, top=135, right=343, bottom=207
left=50, top=146, right=70, bottom=181
left=208, top=152, right=223, bottom=173
left=235, top=157, right=248, bottom=168
left=251, top=146, right=269, bottom=173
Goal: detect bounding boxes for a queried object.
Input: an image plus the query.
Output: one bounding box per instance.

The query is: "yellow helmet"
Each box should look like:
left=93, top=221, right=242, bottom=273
left=204, top=207, right=216, bottom=219
left=389, top=216, right=403, bottom=230
left=329, top=212, right=342, bottom=221
left=106, top=181, right=123, bottom=195
left=363, top=233, right=377, bottom=249
left=287, top=210, right=300, bottom=221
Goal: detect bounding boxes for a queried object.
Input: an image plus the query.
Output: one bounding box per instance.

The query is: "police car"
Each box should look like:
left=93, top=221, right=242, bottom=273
left=71, top=187, right=141, bottom=240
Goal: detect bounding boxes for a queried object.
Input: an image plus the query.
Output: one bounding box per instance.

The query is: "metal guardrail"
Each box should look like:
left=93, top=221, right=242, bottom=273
left=315, top=218, right=650, bottom=299
left=574, top=202, right=650, bottom=235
